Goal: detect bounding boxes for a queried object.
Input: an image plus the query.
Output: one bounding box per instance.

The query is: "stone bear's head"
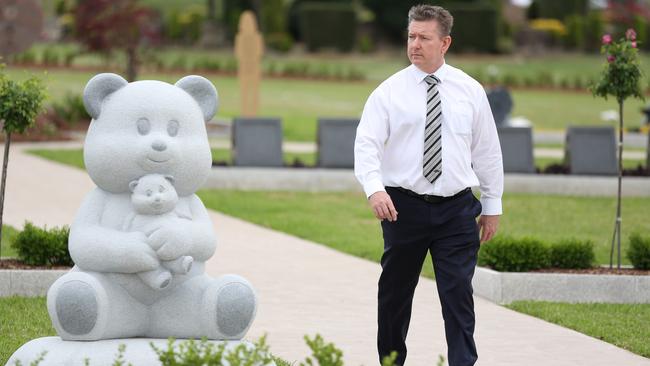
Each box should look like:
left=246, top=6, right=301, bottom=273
left=82, top=73, right=217, bottom=196
left=129, top=174, right=178, bottom=216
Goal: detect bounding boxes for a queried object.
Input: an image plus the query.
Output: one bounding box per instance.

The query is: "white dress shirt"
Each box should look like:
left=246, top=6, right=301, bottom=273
left=354, top=62, right=504, bottom=215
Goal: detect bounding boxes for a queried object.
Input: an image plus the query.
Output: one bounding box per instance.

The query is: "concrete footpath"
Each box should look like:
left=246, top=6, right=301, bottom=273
left=4, top=144, right=650, bottom=366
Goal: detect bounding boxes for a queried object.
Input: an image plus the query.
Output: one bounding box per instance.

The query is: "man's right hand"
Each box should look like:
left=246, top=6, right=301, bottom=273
left=369, top=191, right=398, bottom=222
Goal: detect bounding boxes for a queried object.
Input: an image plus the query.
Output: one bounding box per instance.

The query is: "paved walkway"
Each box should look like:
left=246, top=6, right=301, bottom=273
left=4, top=143, right=650, bottom=366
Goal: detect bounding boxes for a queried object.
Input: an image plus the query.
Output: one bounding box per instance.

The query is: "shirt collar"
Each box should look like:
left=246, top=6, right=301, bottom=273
left=410, top=61, right=448, bottom=85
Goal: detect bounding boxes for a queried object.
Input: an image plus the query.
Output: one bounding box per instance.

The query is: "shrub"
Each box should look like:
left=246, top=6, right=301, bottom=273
left=266, top=32, right=294, bottom=53
left=51, top=93, right=89, bottom=128
left=12, top=222, right=72, bottom=267
left=446, top=3, right=499, bottom=53
left=550, top=239, right=594, bottom=269
left=299, top=2, right=357, bottom=52
left=479, top=236, right=550, bottom=272
left=627, top=233, right=650, bottom=270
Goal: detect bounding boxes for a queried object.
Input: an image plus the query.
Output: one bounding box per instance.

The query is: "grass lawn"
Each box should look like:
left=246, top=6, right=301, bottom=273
left=197, top=190, right=650, bottom=271
left=0, top=297, right=55, bottom=365
left=26, top=148, right=316, bottom=169
left=0, top=225, right=20, bottom=258
left=0, top=298, right=292, bottom=366
left=7, top=65, right=649, bottom=141
left=507, top=301, right=650, bottom=358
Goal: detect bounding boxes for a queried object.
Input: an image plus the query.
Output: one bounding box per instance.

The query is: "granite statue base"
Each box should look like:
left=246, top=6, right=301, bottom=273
left=7, top=337, right=274, bottom=366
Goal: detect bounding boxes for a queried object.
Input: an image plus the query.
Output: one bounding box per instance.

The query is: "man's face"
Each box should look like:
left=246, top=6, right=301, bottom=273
left=407, top=20, right=451, bottom=72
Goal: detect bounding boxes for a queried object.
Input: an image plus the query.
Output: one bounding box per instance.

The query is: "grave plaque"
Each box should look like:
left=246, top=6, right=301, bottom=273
left=566, top=126, right=618, bottom=175
left=232, top=117, right=283, bottom=167
left=317, top=118, right=359, bottom=168
left=497, top=126, right=535, bottom=173
left=487, top=87, right=513, bottom=126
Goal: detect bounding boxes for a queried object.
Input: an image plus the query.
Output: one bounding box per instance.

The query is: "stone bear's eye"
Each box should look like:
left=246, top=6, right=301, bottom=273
left=167, top=120, right=179, bottom=137
left=159, top=185, right=165, bottom=193
left=137, top=118, right=151, bottom=135
left=146, top=189, right=153, bottom=197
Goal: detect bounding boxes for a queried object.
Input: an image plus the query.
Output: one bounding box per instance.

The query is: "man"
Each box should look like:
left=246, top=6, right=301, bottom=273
left=354, top=4, right=503, bottom=366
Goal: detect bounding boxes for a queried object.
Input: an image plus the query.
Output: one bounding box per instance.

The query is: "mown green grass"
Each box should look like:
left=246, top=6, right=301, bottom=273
left=6, top=64, right=649, bottom=141
left=197, top=190, right=650, bottom=271
left=0, top=297, right=55, bottom=365
left=0, top=225, right=20, bottom=258
left=26, top=148, right=316, bottom=169
left=507, top=301, right=650, bottom=358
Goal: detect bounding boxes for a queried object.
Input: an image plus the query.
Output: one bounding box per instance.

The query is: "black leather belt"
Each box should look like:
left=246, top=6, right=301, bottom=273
left=389, top=186, right=471, bottom=204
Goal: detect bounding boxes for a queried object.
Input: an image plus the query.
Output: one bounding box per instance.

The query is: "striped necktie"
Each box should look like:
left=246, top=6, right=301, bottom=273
left=424, top=74, right=442, bottom=183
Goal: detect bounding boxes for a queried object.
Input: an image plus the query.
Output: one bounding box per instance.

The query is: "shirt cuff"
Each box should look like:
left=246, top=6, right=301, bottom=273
left=480, top=197, right=502, bottom=215
left=363, top=179, right=386, bottom=198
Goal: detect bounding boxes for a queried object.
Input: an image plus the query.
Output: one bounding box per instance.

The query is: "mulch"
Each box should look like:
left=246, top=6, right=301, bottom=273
left=0, top=258, right=71, bottom=270
left=530, top=267, right=650, bottom=276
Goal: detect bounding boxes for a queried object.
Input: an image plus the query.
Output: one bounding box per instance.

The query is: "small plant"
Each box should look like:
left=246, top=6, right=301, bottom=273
left=627, top=233, right=650, bottom=270
left=479, top=236, right=550, bottom=272
left=550, top=239, right=595, bottom=269
left=12, top=222, right=72, bottom=267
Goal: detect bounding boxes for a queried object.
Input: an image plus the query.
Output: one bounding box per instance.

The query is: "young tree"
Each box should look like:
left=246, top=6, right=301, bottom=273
left=0, top=69, right=46, bottom=258
left=591, top=29, right=644, bottom=269
left=74, top=0, right=159, bottom=81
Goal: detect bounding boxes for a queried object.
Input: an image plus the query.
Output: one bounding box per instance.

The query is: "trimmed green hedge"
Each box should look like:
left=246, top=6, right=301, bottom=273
left=298, top=2, right=357, bottom=52
left=479, top=237, right=597, bottom=272
left=12, top=222, right=72, bottom=267
left=628, top=233, right=650, bottom=270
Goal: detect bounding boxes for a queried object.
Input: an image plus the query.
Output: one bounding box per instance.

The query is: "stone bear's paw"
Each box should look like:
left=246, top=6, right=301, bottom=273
left=55, top=280, right=99, bottom=336
left=47, top=273, right=106, bottom=340
left=203, top=275, right=257, bottom=340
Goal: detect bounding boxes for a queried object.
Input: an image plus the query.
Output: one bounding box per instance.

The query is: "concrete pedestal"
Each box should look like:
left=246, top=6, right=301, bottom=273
left=7, top=337, right=272, bottom=366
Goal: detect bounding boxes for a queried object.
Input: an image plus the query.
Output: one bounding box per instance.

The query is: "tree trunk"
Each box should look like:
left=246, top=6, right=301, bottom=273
left=0, top=131, right=12, bottom=258
left=610, top=100, right=624, bottom=269
left=126, top=47, right=138, bottom=82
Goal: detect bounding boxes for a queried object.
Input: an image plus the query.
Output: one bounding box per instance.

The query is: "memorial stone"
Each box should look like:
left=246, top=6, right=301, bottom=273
left=487, top=87, right=513, bottom=126
left=234, top=11, right=264, bottom=117
left=317, top=118, right=359, bottom=168
left=232, top=117, right=283, bottom=167
left=497, top=126, right=535, bottom=173
left=565, top=126, right=618, bottom=175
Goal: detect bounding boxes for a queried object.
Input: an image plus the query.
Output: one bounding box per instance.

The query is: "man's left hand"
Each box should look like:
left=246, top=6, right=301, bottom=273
left=478, top=215, right=500, bottom=244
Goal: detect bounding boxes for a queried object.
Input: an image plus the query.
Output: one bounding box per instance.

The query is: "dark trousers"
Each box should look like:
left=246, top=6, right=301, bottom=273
left=377, top=187, right=482, bottom=366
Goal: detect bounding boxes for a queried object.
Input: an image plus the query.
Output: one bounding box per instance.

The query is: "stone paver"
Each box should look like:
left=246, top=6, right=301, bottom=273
left=4, top=143, right=650, bottom=366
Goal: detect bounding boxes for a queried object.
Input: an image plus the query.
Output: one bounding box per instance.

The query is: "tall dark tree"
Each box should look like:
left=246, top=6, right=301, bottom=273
left=74, top=0, right=159, bottom=81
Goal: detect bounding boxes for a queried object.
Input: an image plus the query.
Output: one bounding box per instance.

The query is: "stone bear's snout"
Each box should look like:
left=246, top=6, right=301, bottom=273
left=151, top=140, right=167, bottom=152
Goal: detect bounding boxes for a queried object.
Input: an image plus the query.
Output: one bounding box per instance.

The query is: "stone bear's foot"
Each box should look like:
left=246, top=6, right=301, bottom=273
left=202, top=274, right=257, bottom=340
left=47, top=272, right=103, bottom=340
left=47, top=271, right=149, bottom=340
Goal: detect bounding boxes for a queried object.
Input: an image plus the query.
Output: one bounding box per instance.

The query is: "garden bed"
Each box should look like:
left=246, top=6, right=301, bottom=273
left=472, top=266, right=650, bottom=305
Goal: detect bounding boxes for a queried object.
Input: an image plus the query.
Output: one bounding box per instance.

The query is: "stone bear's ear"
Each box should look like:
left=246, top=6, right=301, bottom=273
left=83, top=73, right=128, bottom=119
left=128, top=179, right=139, bottom=193
left=164, top=175, right=175, bottom=185
left=175, top=75, right=218, bottom=121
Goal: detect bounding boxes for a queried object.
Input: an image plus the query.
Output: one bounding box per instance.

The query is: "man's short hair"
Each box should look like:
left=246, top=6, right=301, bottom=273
left=408, top=4, right=453, bottom=37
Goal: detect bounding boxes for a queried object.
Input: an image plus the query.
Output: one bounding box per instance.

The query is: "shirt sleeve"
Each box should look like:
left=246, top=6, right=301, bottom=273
left=470, top=88, right=504, bottom=215
left=354, top=86, right=390, bottom=198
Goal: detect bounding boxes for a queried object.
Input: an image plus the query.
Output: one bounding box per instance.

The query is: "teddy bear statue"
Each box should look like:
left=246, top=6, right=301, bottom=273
left=45, top=73, right=257, bottom=341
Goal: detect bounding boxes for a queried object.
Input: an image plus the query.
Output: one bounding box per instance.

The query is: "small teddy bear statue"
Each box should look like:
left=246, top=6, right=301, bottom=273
left=124, top=174, right=194, bottom=290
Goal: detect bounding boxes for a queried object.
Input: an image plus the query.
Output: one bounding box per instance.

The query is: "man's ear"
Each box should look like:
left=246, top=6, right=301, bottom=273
left=442, top=35, right=452, bottom=54
left=83, top=73, right=128, bottom=119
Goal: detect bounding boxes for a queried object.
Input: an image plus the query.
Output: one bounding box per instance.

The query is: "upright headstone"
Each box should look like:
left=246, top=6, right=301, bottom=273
left=234, top=11, right=264, bottom=117
left=565, top=126, right=618, bottom=175
left=317, top=118, right=359, bottom=168
left=486, top=87, right=513, bottom=126
left=232, top=117, right=283, bottom=167
left=0, top=0, right=43, bottom=58
left=497, top=126, right=535, bottom=173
